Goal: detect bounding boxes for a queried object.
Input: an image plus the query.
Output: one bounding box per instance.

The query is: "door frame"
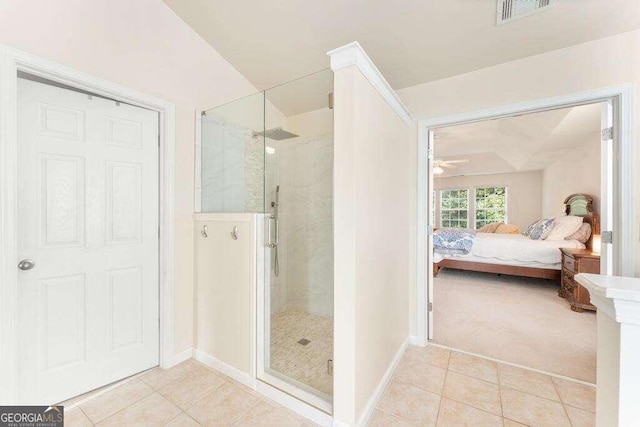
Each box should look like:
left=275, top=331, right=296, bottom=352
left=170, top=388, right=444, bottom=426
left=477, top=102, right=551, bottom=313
left=415, top=85, right=635, bottom=346
left=0, top=45, right=176, bottom=403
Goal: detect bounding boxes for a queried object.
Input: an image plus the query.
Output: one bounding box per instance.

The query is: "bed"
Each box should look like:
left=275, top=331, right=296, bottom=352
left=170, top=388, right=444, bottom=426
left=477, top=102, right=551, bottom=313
left=433, top=193, right=599, bottom=281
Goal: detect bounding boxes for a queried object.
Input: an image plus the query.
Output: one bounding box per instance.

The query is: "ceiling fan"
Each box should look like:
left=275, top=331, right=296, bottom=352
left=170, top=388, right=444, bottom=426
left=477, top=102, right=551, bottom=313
left=433, top=158, right=469, bottom=175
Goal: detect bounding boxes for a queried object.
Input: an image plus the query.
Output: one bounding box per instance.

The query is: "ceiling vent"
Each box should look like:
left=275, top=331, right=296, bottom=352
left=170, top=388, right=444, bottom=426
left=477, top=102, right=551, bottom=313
left=497, top=0, right=555, bottom=26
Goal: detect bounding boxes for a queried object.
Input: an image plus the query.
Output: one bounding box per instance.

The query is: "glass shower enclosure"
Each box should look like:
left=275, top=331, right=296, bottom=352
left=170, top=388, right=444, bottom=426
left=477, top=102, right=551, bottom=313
left=198, top=68, right=334, bottom=411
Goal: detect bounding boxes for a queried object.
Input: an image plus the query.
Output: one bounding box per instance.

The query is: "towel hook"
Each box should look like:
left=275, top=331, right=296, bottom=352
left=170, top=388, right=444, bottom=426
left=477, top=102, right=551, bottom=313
left=231, top=226, right=238, bottom=240
left=201, top=225, right=208, bottom=238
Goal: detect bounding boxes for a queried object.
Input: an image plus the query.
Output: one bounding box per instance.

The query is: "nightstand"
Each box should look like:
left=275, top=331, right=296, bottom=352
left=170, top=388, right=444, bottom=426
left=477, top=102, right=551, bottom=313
left=559, top=248, right=600, bottom=312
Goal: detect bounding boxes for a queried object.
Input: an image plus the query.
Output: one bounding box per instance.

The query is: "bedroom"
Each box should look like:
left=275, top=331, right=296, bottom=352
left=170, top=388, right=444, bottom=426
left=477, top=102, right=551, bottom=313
left=431, top=101, right=604, bottom=384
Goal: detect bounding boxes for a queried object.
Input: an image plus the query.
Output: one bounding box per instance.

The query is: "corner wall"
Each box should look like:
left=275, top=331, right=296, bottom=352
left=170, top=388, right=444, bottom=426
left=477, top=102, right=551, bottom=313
left=333, top=52, right=412, bottom=424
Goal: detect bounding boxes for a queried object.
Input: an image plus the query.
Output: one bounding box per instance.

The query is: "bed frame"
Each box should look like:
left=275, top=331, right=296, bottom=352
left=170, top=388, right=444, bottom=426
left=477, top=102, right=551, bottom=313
left=434, top=193, right=599, bottom=281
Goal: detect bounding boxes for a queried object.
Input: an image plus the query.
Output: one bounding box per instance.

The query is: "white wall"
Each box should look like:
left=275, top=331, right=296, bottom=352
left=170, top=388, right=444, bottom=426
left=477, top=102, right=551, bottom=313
left=435, top=171, right=542, bottom=232
left=399, top=30, right=640, bottom=337
left=333, top=65, right=411, bottom=425
left=542, top=135, right=601, bottom=218
left=0, top=0, right=257, bottom=355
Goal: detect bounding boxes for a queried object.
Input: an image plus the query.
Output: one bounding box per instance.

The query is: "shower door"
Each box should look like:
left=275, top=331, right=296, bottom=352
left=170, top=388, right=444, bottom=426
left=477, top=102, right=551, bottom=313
left=259, top=69, right=334, bottom=410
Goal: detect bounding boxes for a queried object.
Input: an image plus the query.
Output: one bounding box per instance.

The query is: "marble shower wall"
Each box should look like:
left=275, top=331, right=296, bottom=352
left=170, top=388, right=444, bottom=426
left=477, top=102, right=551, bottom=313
left=268, top=132, right=334, bottom=318
left=200, top=117, right=264, bottom=212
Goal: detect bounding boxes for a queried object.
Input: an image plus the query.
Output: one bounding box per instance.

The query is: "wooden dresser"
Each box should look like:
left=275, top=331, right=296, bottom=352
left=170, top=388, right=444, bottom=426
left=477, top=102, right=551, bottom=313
left=559, top=248, right=600, bottom=312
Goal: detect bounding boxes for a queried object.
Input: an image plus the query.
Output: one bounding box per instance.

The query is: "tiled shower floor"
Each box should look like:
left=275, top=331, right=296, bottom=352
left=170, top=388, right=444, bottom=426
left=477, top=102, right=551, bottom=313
left=270, top=308, right=333, bottom=396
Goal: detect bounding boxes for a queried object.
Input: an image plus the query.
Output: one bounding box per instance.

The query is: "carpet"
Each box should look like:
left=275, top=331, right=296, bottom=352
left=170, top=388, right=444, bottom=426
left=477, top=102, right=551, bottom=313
left=432, top=268, right=596, bottom=383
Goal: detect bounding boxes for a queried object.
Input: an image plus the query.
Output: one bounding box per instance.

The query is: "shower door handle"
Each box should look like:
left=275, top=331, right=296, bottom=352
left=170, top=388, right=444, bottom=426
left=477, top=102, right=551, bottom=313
left=265, top=215, right=279, bottom=248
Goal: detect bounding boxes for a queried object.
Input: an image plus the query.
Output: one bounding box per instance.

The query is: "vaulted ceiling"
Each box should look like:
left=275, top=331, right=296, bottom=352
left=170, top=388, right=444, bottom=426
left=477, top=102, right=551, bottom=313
left=433, top=103, right=603, bottom=177
left=164, top=0, right=639, bottom=92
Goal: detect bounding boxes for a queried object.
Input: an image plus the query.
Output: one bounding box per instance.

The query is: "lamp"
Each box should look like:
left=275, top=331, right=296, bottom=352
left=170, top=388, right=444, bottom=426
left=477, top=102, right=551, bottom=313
left=433, top=166, right=444, bottom=175
left=592, top=234, right=601, bottom=253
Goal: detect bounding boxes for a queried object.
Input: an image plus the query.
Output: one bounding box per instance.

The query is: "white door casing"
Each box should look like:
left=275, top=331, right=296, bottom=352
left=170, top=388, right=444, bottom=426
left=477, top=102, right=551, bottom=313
left=417, top=85, right=634, bottom=344
left=16, top=78, right=159, bottom=404
left=600, top=101, right=614, bottom=275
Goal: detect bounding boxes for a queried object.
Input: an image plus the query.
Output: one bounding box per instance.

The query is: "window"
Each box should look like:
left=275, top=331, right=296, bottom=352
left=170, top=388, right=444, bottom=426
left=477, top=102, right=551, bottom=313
left=440, top=189, right=469, bottom=228
left=475, top=187, right=507, bottom=229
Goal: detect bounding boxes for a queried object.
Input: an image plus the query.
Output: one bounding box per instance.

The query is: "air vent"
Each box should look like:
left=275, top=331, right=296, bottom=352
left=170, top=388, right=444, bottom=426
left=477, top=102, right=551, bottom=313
left=497, top=0, right=555, bottom=26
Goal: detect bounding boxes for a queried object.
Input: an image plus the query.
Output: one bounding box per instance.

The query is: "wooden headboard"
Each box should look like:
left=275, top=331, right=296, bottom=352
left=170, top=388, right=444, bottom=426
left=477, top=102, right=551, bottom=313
left=564, top=193, right=599, bottom=250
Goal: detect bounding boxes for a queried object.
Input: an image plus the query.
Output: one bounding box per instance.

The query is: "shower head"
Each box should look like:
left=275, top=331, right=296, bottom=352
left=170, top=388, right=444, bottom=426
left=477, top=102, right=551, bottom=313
left=253, top=127, right=299, bottom=141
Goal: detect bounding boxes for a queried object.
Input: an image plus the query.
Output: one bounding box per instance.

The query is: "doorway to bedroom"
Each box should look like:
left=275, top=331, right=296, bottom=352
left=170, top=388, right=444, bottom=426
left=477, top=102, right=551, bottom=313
left=424, top=98, right=617, bottom=385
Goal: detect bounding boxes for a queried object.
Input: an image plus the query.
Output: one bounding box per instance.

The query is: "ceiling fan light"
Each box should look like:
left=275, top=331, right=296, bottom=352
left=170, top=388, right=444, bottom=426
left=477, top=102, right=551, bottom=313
left=433, top=166, right=444, bottom=175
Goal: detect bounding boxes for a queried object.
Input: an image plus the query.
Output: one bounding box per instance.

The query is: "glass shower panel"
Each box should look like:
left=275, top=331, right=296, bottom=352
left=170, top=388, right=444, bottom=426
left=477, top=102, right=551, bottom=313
left=262, top=69, right=334, bottom=403
left=199, top=91, right=265, bottom=213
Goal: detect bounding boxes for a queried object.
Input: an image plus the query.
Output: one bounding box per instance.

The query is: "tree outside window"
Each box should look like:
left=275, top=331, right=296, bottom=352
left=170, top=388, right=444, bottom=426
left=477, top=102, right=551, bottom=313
left=475, top=187, right=507, bottom=229
left=440, top=189, right=469, bottom=228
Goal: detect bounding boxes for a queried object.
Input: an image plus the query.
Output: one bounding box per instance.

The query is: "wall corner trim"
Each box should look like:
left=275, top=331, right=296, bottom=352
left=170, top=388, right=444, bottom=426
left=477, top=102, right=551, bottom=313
left=355, top=337, right=410, bottom=427
left=327, top=41, right=414, bottom=127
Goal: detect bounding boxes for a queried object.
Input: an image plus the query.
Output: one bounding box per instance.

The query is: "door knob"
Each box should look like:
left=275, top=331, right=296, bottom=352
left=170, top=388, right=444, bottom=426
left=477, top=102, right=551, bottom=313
left=18, top=259, right=35, bottom=271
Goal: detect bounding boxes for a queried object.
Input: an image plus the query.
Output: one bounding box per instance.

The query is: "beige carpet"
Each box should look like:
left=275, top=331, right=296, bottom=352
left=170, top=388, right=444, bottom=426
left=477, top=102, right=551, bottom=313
left=433, top=269, right=596, bottom=383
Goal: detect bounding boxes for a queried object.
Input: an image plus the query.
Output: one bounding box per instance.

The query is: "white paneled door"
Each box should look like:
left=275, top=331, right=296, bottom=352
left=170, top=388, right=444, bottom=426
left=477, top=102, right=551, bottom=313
left=16, top=78, right=159, bottom=404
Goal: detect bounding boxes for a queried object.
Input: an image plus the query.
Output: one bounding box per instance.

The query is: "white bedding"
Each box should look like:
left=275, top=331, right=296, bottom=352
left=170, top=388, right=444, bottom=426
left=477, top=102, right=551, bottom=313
left=434, top=232, right=585, bottom=267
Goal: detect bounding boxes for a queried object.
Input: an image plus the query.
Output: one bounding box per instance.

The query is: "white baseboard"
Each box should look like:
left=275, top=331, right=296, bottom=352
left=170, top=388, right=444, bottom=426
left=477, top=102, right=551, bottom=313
left=355, top=337, right=409, bottom=427
left=193, top=349, right=255, bottom=389
left=173, top=348, right=194, bottom=365
left=409, top=335, right=423, bottom=346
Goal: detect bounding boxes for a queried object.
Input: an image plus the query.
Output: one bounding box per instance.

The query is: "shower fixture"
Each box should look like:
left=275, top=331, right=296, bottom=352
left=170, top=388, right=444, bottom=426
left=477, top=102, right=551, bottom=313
left=266, top=185, right=280, bottom=276
left=253, top=127, right=299, bottom=141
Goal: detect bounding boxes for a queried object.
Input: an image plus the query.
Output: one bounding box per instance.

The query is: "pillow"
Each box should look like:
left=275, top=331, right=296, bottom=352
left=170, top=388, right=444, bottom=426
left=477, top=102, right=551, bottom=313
left=479, top=222, right=502, bottom=233
left=523, top=219, right=554, bottom=240
left=565, top=223, right=592, bottom=244
left=546, top=215, right=584, bottom=241
left=495, top=223, right=519, bottom=234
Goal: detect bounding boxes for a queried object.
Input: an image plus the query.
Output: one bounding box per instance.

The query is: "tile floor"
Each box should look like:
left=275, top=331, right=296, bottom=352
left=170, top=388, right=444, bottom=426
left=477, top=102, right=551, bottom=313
left=270, top=308, right=333, bottom=396
left=372, top=345, right=596, bottom=426
left=63, top=345, right=596, bottom=426
left=63, top=359, right=314, bottom=426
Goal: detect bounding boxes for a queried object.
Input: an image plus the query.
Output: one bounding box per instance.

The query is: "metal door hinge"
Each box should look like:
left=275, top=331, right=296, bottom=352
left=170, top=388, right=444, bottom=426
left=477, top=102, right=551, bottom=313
left=327, top=359, right=333, bottom=376
left=602, top=127, right=613, bottom=141
left=158, top=226, right=161, bottom=238
left=427, top=226, right=434, bottom=236
left=602, top=231, right=613, bottom=244
left=328, top=92, right=334, bottom=110
left=427, top=149, right=434, bottom=159
left=428, top=302, right=433, bottom=312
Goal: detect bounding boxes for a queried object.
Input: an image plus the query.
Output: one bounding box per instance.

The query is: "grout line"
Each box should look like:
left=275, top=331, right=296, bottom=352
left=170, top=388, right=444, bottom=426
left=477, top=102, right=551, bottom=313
left=551, top=378, right=575, bottom=426
left=496, top=361, right=505, bottom=419
left=426, top=342, right=596, bottom=387
left=63, top=367, right=156, bottom=411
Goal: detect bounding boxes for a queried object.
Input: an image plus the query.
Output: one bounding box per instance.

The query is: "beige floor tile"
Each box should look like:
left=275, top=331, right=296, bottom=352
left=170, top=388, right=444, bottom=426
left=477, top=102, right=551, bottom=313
left=501, top=387, right=571, bottom=427
left=552, top=377, right=596, bottom=412
left=97, top=392, right=181, bottom=426
left=497, top=364, right=560, bottom=401
left=141, top=360, right=211, bottom=390
left=186, top=382, right=260, bottom=424
left=80, top=379, right=154, bottom=423
left=165, top=413, right=201, bottom=426
left=232, top=400, right=301, bottom=426
left=442, top=371, right=501, bottom=416
left=436, top=398, right=502, bottom=427
left=404, top=345, right=451, bottom=370
left=448, top=352, right=498, bottom=384
left=565, top=405, right=595, bottom=427
left=394, top=354, right=447, bottom=394
left=367, top=409, right=416, bottom=426
left=503, top=420, right=527, bottom=426
left=64, top=408, right=93, bottom=427
left=377, top=379, right=441, bottom=426
left=159, top=370, right=227, bottom=410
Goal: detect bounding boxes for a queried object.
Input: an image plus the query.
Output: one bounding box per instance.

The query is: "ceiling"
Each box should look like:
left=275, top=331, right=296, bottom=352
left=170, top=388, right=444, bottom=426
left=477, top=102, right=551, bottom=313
left=433, top=102, right=602, bottom=177
left=164, top=0, right=639, bottom=93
